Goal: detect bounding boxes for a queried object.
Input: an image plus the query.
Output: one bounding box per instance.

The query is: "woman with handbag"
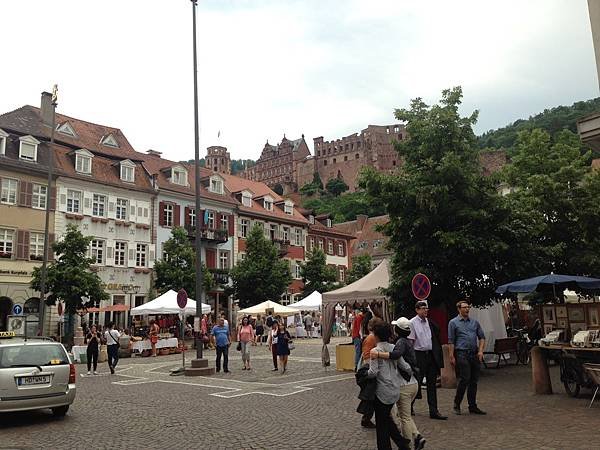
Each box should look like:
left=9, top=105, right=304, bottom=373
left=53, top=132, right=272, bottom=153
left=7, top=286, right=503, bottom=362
left=237, top=316, right=255, bottom=370
left=275, top=322, right=292, bottom=374
left=85, top=324, right=101, bottom=375
left=149, top=319, right=160, bottom=357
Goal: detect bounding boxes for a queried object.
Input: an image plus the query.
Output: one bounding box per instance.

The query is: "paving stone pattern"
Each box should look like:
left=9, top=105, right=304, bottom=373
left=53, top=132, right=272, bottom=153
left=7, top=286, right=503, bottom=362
left=1, top=337, right=599, bottom=450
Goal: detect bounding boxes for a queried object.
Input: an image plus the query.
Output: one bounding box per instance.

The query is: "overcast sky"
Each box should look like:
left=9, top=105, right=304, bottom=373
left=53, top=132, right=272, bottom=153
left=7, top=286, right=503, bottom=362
left=1, top=0, right=598, bottom=162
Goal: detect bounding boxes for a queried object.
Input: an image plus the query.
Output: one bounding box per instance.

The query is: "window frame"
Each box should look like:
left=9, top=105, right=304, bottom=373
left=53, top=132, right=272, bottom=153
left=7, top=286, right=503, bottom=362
left=114, top=241, right=127, bottom=266
left=327, top=240, right=334, bottom=254
left=0, top=228, right=14, bottom=258
left=92, top=194, right=107, bottom=217
left=240, top=218, right=249, bottom=238
left=29, top=232, right=44, bottom=261
left=19, top=136, right=39, bottom=162
left=66, top=190, right=82, bottom=213
left=116, top=198, right=128, bottom=221
left=136, top=243, right=147, bottom=267
left=90, top=239, right=105, bottom=264
left=338, top=242, right=344, bottom=256
left=1, top=178, right=18, bottom=205
left=218, top=250, right=229, bottom=270
left=75, top=154, right=92, bottom=174
left=120, top=164, right=135, bottom=182
left=31, top=184, right=48, bottom=210
left=164, top=203, right=174, bottom=227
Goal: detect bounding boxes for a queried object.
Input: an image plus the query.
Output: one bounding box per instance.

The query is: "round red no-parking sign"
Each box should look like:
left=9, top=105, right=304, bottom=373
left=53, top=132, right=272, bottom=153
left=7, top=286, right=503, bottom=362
left=177, top=289, right=188, bottom=309
left=411, top=273, right=431, bottom=300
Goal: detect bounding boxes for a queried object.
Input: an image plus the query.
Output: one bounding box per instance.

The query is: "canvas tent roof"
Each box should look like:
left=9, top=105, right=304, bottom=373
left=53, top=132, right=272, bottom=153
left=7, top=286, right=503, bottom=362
left=237, top=300, right=298, bottom=317
left=289, top=291, right=322, bottom=311
left=130, top=290, right=211, bottom=315
left=322, top=259, right=390, bottom=305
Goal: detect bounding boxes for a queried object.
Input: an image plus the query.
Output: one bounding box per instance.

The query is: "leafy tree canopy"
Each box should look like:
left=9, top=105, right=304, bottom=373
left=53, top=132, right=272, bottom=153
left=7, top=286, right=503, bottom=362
left=303, top=190, right=386, bottom=223
left=325, top=177, right=349, bottom=196
left=230, top=224, right=292, bottom=308
left=346, top=254, right=372, bottom=284
left=300, top=248, right=337, bottom=297
left=31, top=224, right=108, bottom=315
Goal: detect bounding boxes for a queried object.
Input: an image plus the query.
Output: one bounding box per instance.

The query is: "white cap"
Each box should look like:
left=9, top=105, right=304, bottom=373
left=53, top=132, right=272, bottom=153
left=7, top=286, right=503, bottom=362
left=391, top=317, right=411, bottom=331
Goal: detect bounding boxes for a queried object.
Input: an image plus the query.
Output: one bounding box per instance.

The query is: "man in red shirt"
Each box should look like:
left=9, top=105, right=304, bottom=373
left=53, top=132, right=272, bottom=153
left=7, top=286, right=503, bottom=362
left=352, top=308, right=364, bottom=370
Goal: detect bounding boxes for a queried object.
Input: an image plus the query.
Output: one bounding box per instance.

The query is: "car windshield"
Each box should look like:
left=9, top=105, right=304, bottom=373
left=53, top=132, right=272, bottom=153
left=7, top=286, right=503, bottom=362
left=0, top=344, right=69, bottom=368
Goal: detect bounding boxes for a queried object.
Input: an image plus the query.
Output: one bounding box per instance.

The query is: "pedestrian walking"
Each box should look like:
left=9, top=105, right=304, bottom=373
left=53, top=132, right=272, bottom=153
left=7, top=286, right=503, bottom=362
left=409, top=301, right=447, bottom=420
left=104, top=322, right=121, bottom=375
left=367, top=321, right=411, bottom=450
left=359, top=316, right=384, bottom=429
left=201, top=314, right=209, bottom=349
left=85, top=324, right=101, bottom=375
left=149, top=319, right=160, bottom=357
left=303, top=312, right=313, bottom=338
left=238, top=316, right=255, bottom=370
left=212, top=317, right=231, bottom=373
left=267, top=320, right=279, bottom=371
left=448, top=300, right=487, bottom=416
left=255, top=315, right=265, bottom=345
left=275, top=322, right=292, bottom=374
left=352, top=308, right=365, bottom=370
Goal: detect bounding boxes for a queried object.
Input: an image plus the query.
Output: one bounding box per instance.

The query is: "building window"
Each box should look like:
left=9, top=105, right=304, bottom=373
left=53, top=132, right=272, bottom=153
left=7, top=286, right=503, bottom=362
left=339, top=266, right=346, bottom=282
left=240, top=219, right=249, bottom=238
left=323, top=160, right=328, bottom=166
left=31, top=184, right=47, bottom=209
left=220, top=214, right=228, bottom=231
left=172, top=168, right=187, bottom=186
left=67, top=190, right=81, bottom=213
left=333, top=158, right=336, bottom=164
left=0, top=228, right=14, bottom=258
left=116, top=198, right=128, bottom=220
left=373, top=239, right=382, bottom=248
left=136, top=243, right=147, bottom=267
left=90, top=239, right=105, bottom=264
left=326, top=218, right=332, bottom=227
left=1, top=178, right=17, bottom=204
left=264, top=199, right=273, bottom=211
left=92, top=194, right=106, bottom=217
left=164, top=204, right=173, bottom=227
left=328, top=240, right=334, bottom=254
left=294, top=228, right=302, bottom=246
left=189, top=207, right=196, bottom=227
left=120, top=164, right=134, bottom=182
left=309, top=215, right=315, bottom=224
left=242, top=194, right=252, bottom=207
left=284, top=203, right=293, bottom=215
left=115, top=241, right=126, bottom=266
left=338, top=242, right=344, bottom=256
left=318, top=239, right=324, bottom=250
left=207, top=211, right=215, bottom=229
left=19, top=136, right=39, bottom=162
left=269, top=224, right=278, bottom=240
left=210, top=178, right=223, bottom=194
left=355, top=153, right=360, bottom=159
left=75, top=154, right=92, bottom=174
left=29, top=232, right=44, bottom=260
left=308, top=237, right=314, bottom=251
left=294, top=261, right=302, bottom=279
left=219, top=251, right=229, bottom=269
left=282, top=226, right=289, bottom=242
left=358, top=241, right=368, bottom=249
left=0, top=129, right=7, bottom=155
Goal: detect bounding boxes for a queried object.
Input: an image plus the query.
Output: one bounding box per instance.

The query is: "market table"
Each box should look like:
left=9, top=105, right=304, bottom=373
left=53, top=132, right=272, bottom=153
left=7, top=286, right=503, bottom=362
left=295, top=326, right=306, bottom=338
left=131, top=337, right=178, bottom=353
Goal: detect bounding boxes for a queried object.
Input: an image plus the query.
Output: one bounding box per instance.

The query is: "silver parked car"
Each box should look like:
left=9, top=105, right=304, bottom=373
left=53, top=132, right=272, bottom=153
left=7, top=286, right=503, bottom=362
left=0, top=332, right=76, bottom=417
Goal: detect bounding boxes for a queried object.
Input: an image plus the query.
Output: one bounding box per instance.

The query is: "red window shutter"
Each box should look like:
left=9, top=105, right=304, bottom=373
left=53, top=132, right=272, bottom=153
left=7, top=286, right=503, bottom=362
left=174, top=204, right=181, bottom=227
left=184, top=206, right=190, bottom=226
left=48, top=233, right=55, bottom=261
left=16, top=230, right=30, bottom=260
left=215, top=213, right=221, bottom=230
left=199, top=209, right=205, bottom=227
left=206, top=249, right=216, bottom=269
left=159, top=202, right=165, bottom=226
left=228, top=214, right=234, bottom=236
left=49, top=186, right=57, bottom=210
left=18, top=181, right=27, bottom=206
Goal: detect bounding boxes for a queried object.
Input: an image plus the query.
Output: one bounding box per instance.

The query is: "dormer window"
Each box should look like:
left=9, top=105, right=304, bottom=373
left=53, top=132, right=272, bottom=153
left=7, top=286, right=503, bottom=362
left=75, top=149, right=93, bottom=174
left=0, top=129, right=8, bottom=155
left=209, top=176, right=223, bottom=194
left=19, top=135, right=39, bottom=162
left=242, top=192, right=252, bottom=207
left=326, top=218, right=332, bottom=227
left=100, top=133, right=119, bottom=148
left=171, top=167, right=188, bottom=186
left=284, top=200, right=294, bottom=215
left=120, top=159, right=135, bottom=182
left=309, top=215, right=315, bottom=224
left=57, top=122, right=76, bottom=137
left=263, top=196, right=273, bottom=211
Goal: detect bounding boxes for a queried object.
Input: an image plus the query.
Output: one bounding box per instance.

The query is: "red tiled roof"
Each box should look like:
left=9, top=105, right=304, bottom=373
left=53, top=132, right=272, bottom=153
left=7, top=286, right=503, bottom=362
left=334, top=215, right=391, bottom=258
left=308, top=220, right=354, bottom=239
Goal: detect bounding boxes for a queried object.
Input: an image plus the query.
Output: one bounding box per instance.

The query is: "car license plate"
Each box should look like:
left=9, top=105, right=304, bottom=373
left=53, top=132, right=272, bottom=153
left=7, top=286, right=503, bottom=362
left=18, top=375, right=51, bottom=386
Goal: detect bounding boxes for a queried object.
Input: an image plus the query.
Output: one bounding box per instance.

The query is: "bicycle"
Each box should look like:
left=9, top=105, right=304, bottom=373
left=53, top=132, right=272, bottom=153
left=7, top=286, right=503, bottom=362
left=507, top=327, right=534, bottom=365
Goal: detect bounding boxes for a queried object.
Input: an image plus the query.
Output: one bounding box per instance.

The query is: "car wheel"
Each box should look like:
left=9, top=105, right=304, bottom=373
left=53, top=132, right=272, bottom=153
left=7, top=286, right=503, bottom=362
left=52, top=405, right=69, bottom=417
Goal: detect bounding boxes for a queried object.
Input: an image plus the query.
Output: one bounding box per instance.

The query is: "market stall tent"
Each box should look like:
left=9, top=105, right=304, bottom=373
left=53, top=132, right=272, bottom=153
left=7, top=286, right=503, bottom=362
left=237, top=300, right=298, bottom=317
left=289, top=291, right=322, bottom=311
left=130, top=290, right=211, bottom=315
left=321, top=259, right=392, bottom=366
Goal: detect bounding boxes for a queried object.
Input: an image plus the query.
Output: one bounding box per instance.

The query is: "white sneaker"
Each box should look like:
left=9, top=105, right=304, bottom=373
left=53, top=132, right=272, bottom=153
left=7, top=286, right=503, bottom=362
left=87, top=371, right=91, bottom=375
left=93, top=371, right=98, bottom=375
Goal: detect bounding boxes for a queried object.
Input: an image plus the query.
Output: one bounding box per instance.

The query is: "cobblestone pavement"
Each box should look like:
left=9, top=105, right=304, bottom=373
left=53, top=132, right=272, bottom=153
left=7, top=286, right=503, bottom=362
left=1, top=337, right=599, bottom=450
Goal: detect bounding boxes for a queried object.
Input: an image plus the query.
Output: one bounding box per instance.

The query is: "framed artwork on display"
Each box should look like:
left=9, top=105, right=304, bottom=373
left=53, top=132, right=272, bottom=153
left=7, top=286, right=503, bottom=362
left=543, top=306, right=555, bottom=324
left=588, top=307, right=599, bottom=328
left=570, top=322, right=586, bottom=335
left=556, top=306, right=568, bottom=318
left=557, top=319, right=568, bottom=329
left=568, top=306, right=585, bottom=322
left=543, top=324, right=553, bottom=336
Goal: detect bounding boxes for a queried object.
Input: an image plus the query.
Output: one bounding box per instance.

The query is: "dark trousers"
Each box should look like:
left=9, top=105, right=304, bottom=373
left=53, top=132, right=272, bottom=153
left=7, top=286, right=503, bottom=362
left=107, top=344, right=119, bottom=369
left=271, top=345, right=278, bottom=369
left=454, top=350, right=481, bottom=408
left=216, top=345, right=229, bottom=372
left=86, top=347, right=98, bottom=371
left=373, top=398, right=409, bottom=450
left=413, top=350, right=439, bottom=414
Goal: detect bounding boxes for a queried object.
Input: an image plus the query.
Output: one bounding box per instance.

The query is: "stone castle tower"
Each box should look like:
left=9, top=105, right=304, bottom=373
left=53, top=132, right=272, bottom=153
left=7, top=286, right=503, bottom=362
left=205, top=146, right=231, bottom=175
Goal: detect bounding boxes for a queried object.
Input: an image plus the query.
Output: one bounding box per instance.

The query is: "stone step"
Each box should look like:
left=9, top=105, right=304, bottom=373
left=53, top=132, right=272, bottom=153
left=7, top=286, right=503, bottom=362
left=191, top=358, right=209, bottom=368
left=184, top=367, right=215, bottom=377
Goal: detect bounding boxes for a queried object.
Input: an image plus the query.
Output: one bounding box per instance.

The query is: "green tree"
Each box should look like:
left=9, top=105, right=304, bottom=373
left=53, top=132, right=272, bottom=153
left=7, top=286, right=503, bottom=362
left=154, top=227, right=214, bottom=299
left=300, top=248, right=337, bottom=296
left=346, top=254, right=372, bottom=284
left=230, top=224, right=292, bottom=308
left=31, top=224, right=109, bottom=335
left=299, top=182, right=319, bottom=196
left=325, top=177, right=349, bottom=196
left=302, top=190, right=386, bottom=223
left=312, top=172, right=324, bottom=190
left=360, top=87, right=520, bottom=312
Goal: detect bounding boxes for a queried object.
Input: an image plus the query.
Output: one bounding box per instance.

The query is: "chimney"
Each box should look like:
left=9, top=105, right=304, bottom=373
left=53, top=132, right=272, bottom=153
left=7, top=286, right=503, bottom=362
left=146, top=149, right=162, bottom=158
left=40, top=91, right=53, bottom=127
left=356, top=214, right=368, bottom=230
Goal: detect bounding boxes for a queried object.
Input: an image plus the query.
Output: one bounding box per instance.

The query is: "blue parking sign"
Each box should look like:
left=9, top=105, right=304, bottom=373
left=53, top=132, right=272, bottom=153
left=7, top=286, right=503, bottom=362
left=12, top=304, right=23, bottom=315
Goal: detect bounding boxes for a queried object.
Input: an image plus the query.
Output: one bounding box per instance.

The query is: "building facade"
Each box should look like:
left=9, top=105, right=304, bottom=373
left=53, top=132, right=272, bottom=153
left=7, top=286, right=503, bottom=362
left=205, top=145, right=231, bottom=175
left=334, top=214, right=392, bottom=268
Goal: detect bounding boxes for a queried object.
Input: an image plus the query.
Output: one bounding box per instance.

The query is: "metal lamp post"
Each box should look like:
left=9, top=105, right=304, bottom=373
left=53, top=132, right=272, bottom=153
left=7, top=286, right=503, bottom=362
left=121, top=284, right=140, bottom=331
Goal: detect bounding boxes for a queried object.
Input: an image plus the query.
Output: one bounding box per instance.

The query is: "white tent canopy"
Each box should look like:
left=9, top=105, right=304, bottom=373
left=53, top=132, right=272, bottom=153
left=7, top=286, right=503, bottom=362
left=289, top=291, right=322, bottom=311
left=322, top=259, right=390, bottom=305
left=237, top=300, right=298, bottom=317
left=130, top=290, right=211, bottom=315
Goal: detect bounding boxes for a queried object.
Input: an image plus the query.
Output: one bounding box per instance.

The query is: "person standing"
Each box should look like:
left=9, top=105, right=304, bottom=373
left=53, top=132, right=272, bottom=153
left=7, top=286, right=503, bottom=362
left=104, top=322, right=121, bottom=375
left=352, top=308, right=364, bottom=370
left=304, top=312, right=313, bottom=338
left=201, top=314, right=209, bottom=349
left=149, top=319, right=160, bottom=357
left=254, top=315, right=264, bottom=346
left=359, top=317, right=383, bottom=429
left=267, top=320, right=280, bottom=372
left=409, top=301, right=447, bottom=420
left=212, top=318, right=231, bottom=373
left=85, top=325, right=101, bottom=375
left=275, top=322, right=292, bottom=374
left=448, top=300, right=486, bottom=415
left=238, top=316, right=255, bottom=370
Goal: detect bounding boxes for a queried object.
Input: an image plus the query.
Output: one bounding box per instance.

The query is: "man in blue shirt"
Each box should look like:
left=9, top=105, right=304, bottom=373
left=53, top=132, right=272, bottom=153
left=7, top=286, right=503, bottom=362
left=448, top=300, right=486, bottom=415
left=211, top=318, right=231, bottom=373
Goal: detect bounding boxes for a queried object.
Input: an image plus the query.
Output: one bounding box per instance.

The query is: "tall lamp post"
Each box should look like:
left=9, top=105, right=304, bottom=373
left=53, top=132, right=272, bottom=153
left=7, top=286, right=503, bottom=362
left=121, top=284, right=140, bottom=331
left=38, top=85, right=57, bottom=336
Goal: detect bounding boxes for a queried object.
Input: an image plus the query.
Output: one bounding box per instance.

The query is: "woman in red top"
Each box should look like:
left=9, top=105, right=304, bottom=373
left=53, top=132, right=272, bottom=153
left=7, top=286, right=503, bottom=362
left=149, top=319, right=160, bottom=357
left=237, top=316, right=255, bottom=370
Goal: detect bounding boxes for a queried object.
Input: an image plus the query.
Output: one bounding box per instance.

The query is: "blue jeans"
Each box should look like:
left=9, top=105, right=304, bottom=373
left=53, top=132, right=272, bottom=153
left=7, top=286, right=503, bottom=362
left=353, top=337, right=362, bottom=369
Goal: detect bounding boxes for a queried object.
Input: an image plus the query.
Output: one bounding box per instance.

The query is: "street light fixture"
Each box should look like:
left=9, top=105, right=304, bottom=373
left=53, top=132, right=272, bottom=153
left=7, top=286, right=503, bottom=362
left=121, top=284, right=140, bottom=330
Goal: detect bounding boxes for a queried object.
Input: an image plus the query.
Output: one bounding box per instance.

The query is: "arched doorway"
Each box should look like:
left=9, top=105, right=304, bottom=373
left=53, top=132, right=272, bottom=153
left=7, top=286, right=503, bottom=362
left=0, top=296, right=13, bottom=331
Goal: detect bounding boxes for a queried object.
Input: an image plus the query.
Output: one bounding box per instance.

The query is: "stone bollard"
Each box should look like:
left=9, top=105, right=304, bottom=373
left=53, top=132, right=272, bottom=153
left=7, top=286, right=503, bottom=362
left=531, top=346, right=552, bottom=395
left=440, top=344, right=457, bottom=389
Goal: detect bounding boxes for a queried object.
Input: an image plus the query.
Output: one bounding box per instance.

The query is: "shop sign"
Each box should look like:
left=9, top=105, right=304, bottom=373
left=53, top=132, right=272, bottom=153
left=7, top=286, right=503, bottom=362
left=0, top=269, right=31, bottom=277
